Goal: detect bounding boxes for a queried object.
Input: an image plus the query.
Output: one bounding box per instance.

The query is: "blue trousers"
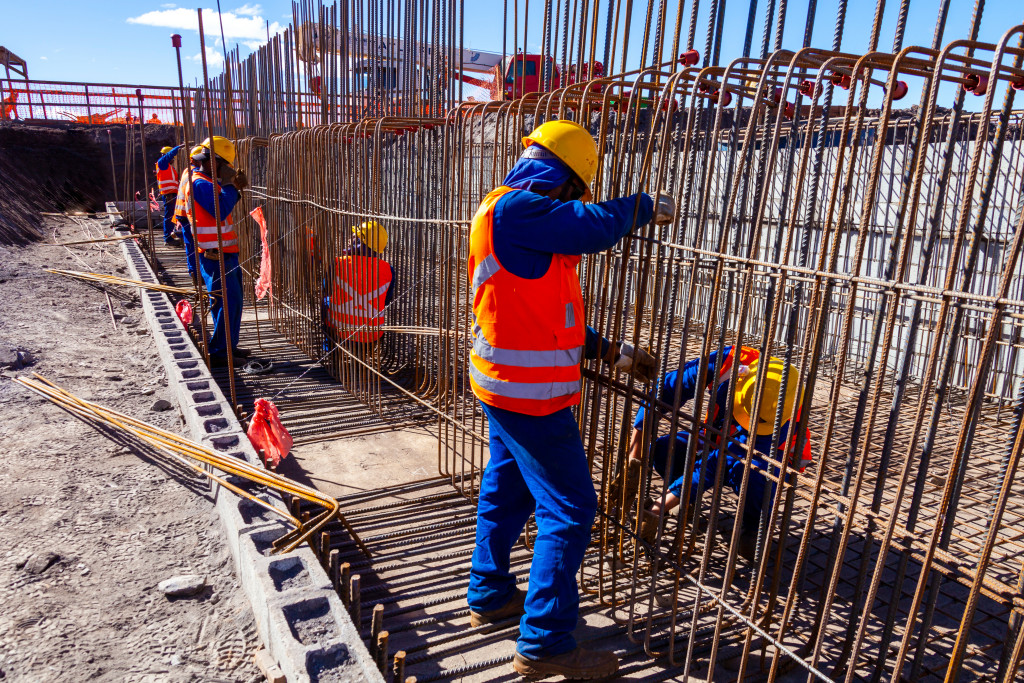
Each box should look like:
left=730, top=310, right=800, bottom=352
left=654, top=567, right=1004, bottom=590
left=199, top=252, right=243, bottom=357
left=651, top=433, right=771, bottom=532
left=178, top=216, right=196, bottom=276
left=468, top=403, right=597, bottom=659
left=161, top=193, right=176, bottom=241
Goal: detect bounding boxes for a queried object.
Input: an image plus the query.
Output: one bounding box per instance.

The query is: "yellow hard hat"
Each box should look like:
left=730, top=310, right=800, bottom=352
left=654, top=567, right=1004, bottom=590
left=199, top=135, right=236, bottom=165
left=190, top=145, right=204, bottom=158
left=733, top=357, right=800, bottom=436
left=353, top=220, right=388, bottom=253
left=160, top=146, right=174, bottom=154
left=522, top=119, right=598, bottom=201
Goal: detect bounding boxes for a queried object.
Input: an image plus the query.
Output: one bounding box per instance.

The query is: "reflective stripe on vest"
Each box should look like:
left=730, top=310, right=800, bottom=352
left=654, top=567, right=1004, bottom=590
left=328, top=254, right=392, bottom=343
left=156, top=164, right=179, bottom=195
left=174, top=173, right=191, bottom=218
left=188, top=171, right=238, bottom=253
left=468, top=186, right=586, bottom=416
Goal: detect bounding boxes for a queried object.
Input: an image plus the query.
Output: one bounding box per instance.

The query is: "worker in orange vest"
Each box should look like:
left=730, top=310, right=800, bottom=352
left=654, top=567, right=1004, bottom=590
left=466, top=119, right=674, bottom=680
left=325, top=221, right=393, bottom=348
left=155, top=145, right=182, bottom=245
left=174, top=146, right=203, bottom=280
left=186, top=136, right=250, bottom=367
left=613, top=347, right=812, bottom=562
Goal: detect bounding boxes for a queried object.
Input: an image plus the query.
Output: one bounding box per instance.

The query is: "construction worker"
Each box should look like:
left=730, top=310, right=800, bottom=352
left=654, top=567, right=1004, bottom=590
left=466, top=119, right=673, bottom=680
left=155, top=145, right=182, bottom=245
left=175, top=146, right=204, bottom=279
left=325, top=221, right=393, bottom=347
left=615, top=346, right=812, bottom=561
left=1, top=91, right=17, bottom=120
left=187, top=136, right=250, bottom=367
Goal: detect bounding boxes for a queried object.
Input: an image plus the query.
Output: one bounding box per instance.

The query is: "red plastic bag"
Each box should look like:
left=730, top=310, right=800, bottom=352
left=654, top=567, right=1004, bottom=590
left=251, top=206, right=272, bottom=301
left=247, top=398, right=293, bottom=468
left=175, top=299, right=193, bottom=325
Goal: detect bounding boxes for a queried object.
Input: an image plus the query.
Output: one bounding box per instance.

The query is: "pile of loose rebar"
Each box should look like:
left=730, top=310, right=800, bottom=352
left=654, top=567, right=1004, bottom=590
left=14, top=374, right=368, bottom=557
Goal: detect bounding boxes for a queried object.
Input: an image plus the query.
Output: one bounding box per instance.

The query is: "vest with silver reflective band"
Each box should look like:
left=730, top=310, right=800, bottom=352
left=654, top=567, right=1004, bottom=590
left=187, top=171, right=238, bottom=253
left=468, top=186, right=586, bottom=417
left=329, top=254, right=392, bottom=343
left=174, top=173, right=191, bottom=219
left=156, top=163, right=179, bottom=195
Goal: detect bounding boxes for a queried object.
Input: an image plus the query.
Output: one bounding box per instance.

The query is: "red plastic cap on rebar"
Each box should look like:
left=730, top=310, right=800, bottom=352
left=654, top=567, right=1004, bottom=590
left=772, top=85, right=784, bottom=103
left=885, top=80, right=909, bottom=101
left=830, top=72, right=851, bottom=90
left=171, top=34, right=182, bottom=48
left=964, top=73, right=988, bottom=96
left=798, top=79, right=822, bottom=100
left=679, top=50, right=699, bottom=67
left=1013, top=77, right=1024, bottom=91
left=135, top=88, right=143, bottom=100
left=712, top=90, right=732, bottom=107
left=783, top=101, right=795, bottom=119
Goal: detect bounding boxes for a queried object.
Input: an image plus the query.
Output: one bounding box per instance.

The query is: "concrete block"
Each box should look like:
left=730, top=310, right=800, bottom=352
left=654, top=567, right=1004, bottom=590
left=120, top=232, right=383, bottom=683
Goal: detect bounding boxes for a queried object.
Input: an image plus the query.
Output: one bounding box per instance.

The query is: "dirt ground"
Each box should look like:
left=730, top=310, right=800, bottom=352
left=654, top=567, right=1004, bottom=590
left=0, top=215, right=262, bottom=682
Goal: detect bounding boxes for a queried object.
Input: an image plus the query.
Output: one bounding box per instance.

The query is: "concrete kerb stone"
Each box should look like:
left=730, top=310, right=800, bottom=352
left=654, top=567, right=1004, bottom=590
left=118, top=233, right=383, bottom=683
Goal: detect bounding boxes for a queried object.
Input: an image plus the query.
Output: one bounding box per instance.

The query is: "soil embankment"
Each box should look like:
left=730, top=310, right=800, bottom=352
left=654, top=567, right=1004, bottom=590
left=0, top=122, right=178, bottom=245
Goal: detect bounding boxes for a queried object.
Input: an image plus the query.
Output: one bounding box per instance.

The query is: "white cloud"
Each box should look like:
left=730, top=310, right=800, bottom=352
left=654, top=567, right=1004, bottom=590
left=188, top=46, right=225, bottom=69
left=39, top=56, right=47, bottom=60
left=161, top=2, right=176, bottom=7
left=127, top=6, right=284, bottom=43
left=235, top=3, right=262, bottom=16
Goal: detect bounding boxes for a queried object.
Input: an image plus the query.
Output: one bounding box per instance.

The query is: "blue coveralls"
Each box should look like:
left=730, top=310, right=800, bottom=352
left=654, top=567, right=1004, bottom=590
left=467, top=154, right=654, bottom=659
left=634, top=347, right=790, bottom=532
left=156, top=146, right=182, bottom=242
left=192, top=176, right=243, bottom=359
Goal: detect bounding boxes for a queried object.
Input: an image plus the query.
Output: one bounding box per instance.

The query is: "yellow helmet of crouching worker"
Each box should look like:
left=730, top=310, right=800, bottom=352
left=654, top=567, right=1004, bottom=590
left=733, top=357, right=801, bottom=436
left=522, top=119, right=599, bottom=201
left=353, top=220, right=388, bottom=253
left=195, top=135, right=236, bottom=166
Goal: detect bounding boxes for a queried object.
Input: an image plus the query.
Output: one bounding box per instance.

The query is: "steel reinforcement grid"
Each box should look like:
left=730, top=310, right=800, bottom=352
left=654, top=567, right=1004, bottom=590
left=202, top=28, right=1024, bottom=681
left=118, top=0, right=1024, bottom=678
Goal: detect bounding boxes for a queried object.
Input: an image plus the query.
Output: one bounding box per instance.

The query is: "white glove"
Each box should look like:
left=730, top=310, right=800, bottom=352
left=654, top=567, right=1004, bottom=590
left=654, top=193, right=675, bottom=225
left=614, top=343, right=658, bottom=383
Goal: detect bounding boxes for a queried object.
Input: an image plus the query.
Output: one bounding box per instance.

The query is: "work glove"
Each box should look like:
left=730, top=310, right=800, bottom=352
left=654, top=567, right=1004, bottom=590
left=654, top=193, right=675, bottom=225
left=607, top=458, right=642, bottom=515
left=614, top=342, right=658, bottom=383
left=232, top=170, right=249, bottom=192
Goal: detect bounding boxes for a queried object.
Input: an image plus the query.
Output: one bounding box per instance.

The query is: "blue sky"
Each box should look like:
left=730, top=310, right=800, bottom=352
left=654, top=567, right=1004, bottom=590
left=2, top=0, right=1021, bottom=102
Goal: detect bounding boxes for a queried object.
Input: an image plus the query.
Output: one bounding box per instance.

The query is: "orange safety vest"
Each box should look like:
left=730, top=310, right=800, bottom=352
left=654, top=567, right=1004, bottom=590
left=469, top=187, right=586, bottom=416
left=329, top=255, right=393, bottom=342
left=174, top=172, right=191, bottom=219
left=186, top=171, right=238, bottom=253
left=155, top=162, right=179, bottom=195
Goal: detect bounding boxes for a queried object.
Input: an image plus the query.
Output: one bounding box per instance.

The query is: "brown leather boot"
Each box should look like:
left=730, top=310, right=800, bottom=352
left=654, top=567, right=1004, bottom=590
left=513, top=647, right=618, bottom=680
left=469, top=588, right=526, bottom=628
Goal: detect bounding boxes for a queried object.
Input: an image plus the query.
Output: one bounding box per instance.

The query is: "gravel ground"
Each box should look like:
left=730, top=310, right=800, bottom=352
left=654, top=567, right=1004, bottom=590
left=0, top=215, right=262, bottom=682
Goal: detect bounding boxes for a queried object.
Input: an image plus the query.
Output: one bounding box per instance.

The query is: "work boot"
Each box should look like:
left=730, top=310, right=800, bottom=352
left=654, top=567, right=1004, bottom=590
left=606, top=458, right=642, bottom=514
left=513, top=647, right=618, bottom=680
left=232, top=347, right=253, bottom=358
left=469, top=588, right=526, bottom=628
left=716, top=517, right=758, bottom=563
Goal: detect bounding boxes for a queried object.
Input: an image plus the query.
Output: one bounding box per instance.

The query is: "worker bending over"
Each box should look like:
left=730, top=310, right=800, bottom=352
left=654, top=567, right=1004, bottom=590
left=617, top=346, right=811, bottom=561
left=174, top=147, right=204, bottom=280
left=186, top=136, right=250, bottom=367
left=324, top=220, right=394, bottom=352
left=467, top=119, right=673, bottom=680
left=155, top=145, right=182, bottom=245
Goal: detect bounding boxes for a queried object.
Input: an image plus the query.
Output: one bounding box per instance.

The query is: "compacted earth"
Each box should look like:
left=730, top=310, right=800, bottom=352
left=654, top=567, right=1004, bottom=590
left=0, top=215, right=262, bottom=682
